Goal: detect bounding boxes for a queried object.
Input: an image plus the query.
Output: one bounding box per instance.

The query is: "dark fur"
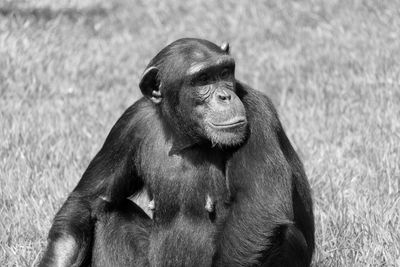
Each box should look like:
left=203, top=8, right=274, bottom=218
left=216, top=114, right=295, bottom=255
left=40, top=38, right=239, bottom=267
left=40, top=94, right=232, bottom=267
left=39, top=38, right=314, bottom=267
left=212, top=87, right=314, bottom=266
left=92, top=199, right=151, bottom=267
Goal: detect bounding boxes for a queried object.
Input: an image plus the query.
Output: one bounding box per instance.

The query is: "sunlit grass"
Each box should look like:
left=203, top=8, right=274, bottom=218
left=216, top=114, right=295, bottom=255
left=0, top=0, right=399, bottom=266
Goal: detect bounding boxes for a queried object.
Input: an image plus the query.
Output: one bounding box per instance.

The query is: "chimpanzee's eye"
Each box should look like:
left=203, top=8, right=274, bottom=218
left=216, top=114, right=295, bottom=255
left=197, top=73, right=209, bottom=84
left=220, top=68, right=230, bottom=79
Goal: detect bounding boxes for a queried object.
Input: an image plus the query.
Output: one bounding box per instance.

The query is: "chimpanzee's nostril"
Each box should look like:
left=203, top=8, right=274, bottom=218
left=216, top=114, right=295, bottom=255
left=217, top=90, right=231, bottom=102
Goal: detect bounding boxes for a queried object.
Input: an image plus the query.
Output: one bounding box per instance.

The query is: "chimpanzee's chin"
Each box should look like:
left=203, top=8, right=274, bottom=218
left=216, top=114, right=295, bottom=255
left=207, top=126, right=248, bottom=147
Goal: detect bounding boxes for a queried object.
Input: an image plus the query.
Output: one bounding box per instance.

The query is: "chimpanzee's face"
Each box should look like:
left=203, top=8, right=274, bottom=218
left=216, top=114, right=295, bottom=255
left=177, top=55, right=247, bottom=147
left=139, top=39, right=248, bottom=147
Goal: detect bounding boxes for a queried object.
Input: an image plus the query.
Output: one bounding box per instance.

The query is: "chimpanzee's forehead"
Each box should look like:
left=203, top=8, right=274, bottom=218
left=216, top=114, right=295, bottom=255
left=149, top=39, right=234, bottom=79
left=186, top=56, right=235, bottom=76
left=190, top=49, right=208, bottom=61
left=184, top=43, right=224, bottom=60
left=179, top=43, right=233, bottom=74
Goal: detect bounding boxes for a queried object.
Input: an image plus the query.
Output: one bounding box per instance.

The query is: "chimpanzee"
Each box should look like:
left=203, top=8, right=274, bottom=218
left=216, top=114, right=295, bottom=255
left=39, top=38, right=314, bottom=267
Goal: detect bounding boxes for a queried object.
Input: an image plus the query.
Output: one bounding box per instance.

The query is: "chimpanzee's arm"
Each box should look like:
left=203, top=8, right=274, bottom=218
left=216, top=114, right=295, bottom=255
left=276, top=120, right=315, bottom=264
left=213, top=86, right=314, bottom=267
left=39, top=102, right=148, bottom=267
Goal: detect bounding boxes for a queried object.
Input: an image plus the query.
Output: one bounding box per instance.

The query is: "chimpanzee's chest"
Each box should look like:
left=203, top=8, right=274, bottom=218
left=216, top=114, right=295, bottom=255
left=147, top=148, right=230, bottom=224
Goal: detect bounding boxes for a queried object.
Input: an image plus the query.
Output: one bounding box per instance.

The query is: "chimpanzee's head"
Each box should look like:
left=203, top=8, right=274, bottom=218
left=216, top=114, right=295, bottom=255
left=139, top=38, right=248, bottom=147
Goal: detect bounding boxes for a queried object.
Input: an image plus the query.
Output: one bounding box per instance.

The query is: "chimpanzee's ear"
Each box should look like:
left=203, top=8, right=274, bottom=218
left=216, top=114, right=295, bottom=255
left=220, top=42, right=230, bottom=53
left=139, top=66, right=162, bottom=104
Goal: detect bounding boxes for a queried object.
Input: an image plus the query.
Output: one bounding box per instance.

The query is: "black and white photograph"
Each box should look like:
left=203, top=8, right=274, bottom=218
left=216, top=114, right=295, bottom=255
left=0, top=0, right=399, bottom=266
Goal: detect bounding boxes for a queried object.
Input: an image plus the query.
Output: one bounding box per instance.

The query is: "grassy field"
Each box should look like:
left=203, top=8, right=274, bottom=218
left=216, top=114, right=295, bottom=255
left=1, top=0, right=399, bottom=266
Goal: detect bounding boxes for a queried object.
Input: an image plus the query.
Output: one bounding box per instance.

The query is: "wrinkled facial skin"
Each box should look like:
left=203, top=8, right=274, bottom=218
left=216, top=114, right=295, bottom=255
left=178, top=59, right=248, bottom=147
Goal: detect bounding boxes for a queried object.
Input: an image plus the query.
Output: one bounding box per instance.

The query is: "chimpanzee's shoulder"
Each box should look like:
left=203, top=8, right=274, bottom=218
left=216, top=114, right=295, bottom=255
left=109, top=97, right=160, bottom=141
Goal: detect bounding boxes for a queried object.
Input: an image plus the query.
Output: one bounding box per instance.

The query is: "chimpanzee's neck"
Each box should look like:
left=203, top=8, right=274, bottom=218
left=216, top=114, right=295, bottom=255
left=168, top=132, right=236, bottom=159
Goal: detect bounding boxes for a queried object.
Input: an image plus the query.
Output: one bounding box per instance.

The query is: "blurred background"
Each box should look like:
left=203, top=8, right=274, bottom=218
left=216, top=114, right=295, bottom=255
left=0, top=0, right=399, bottom=266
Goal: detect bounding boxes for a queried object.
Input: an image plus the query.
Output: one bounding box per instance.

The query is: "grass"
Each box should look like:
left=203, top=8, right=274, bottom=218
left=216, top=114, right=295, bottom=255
left=0, top=0, right=399, bottom=266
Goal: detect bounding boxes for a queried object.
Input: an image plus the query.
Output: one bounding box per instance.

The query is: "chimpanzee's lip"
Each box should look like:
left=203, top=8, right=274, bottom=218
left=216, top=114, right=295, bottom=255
left=209, top=117, right=247, bottom=129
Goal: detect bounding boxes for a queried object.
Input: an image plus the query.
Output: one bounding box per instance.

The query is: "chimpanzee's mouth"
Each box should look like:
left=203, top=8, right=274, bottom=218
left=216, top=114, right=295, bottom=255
left=209, top=117, right=247, bottom=129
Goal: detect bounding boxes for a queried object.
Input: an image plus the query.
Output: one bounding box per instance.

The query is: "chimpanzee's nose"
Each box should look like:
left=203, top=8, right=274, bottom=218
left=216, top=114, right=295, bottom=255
left=216, top=89, right=232, bottom=102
